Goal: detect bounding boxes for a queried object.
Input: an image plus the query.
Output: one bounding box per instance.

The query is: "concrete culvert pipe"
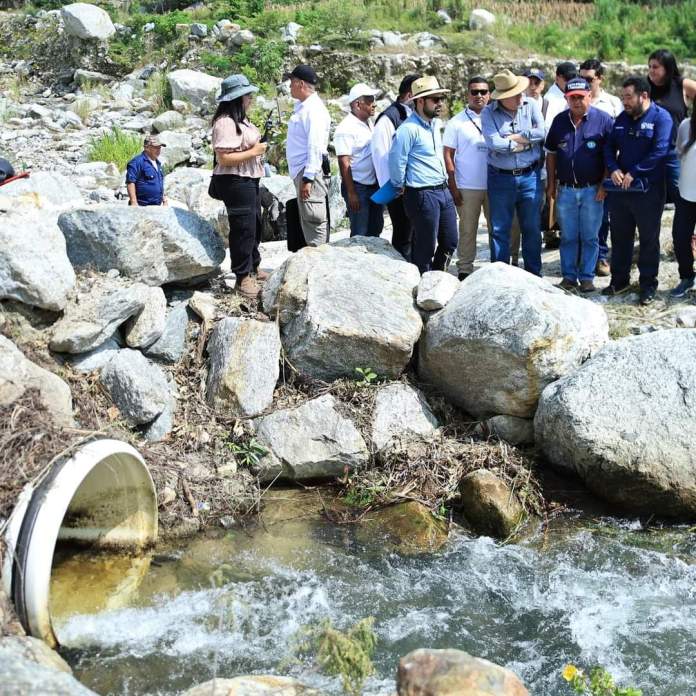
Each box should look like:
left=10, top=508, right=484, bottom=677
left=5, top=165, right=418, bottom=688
left=1, top=439, right=158, bottom=647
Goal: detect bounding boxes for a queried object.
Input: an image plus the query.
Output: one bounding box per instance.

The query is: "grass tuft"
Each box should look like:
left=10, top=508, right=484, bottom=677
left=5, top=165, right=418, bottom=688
left=87, top=127, right=142, bottom=171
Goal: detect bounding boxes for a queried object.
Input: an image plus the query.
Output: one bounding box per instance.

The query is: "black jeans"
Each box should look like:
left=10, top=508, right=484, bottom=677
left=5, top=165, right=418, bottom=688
left=673, top=194, right=696, bottom=280
left=219, top=174, right=262, bottom=278
left=387, top=195, right=413, bottom=262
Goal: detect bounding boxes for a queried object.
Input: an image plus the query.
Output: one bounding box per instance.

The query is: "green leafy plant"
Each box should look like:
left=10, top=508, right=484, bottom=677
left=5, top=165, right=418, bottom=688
left=225, top=437, right=267, bottom=468
left=562, top=664, right=642, bottom=696
left=354, top=367, right=377, bottom=386
left=291, top=618, right=377, bottom=696
left=87, top=127, right=142, bottom=171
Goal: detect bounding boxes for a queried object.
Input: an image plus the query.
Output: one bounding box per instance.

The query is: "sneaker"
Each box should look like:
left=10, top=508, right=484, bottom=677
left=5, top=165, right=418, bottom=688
left=639, top=287, right=656, bottom=306
left=579, top=280, right=596, bottom=293
left=669, top=278, right=695, bottom=298
left=595, top=259, right=610, bottom=277
left=558, top=278, right=579, bottom=292
left=458, top=272, right=469, bottom=281
left=255, top=268, right=270, bottom=281
left=237, top=275, right=260, bottom=300
left=601, top=283, right=631, bottom=296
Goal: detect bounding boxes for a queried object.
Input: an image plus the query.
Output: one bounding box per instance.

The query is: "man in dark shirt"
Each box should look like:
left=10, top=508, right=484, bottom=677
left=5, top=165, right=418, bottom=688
left=546, top=78, right=613, bottom=293
left=125, top=135, right=167, bottom=207
left=603, top=76, right=671, bottom=305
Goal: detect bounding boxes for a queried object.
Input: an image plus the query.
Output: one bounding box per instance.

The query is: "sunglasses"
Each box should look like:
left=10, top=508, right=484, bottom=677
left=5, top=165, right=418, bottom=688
left=469, top=89, right=489, bottom=96
left=427, top=96, right=446, bottom=103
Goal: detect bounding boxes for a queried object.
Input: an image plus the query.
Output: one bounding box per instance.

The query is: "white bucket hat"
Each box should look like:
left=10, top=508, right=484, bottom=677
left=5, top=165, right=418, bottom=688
left=347, top=82, right=380, bottom=103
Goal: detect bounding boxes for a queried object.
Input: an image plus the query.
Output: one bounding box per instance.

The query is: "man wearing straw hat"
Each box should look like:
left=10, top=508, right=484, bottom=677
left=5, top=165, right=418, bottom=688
left=481, top=69, right=545, bottom=275
left=388, top=75, right=458, bottom=274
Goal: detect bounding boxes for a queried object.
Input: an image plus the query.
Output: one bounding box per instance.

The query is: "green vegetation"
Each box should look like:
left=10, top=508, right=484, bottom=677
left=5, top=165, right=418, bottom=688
left=143, top=71, right=172, bottom=115
left=562, top=664, right=642, bottom=696
left=354, top=367, right=378, bottom=386
left=87, top=127, right=142, bottom=170
left=225, top=437, right=267, bottom=468
left=290, top=618, right=377, bottom=696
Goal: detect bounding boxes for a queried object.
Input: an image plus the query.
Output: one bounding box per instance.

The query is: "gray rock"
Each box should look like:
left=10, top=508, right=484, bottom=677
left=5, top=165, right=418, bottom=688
left=535, top=329, right=696, bottom=518
left=252, top=394, right=368, bottom=482
left=144, top=303, right=189, bottom=363
left=229, top=29, right=255, bottom=46
left=469, top=8, right=496, bottom=30
left=72, top=161, right=120, bottom=188
left=124, top=285, right=166, bottom=348
left=189, top=22, right=208, bottom=37
left=418, top=263, right=608, bottom=419
left=49, top=276, right=147, bottom=354
left=0, top=636, right=97, bottom=696
left=158, top=130, right=193, bottom=168
left=61, top=2, right=115, bottom=40
left=416, top=271, right=460, bottom=311
left=68, top=336, right=121, bottom=373
left=0, top=335, right=74, bottom=426
left=140, top=383, right=176, bottom=441
left=74, top=69, right=111, bottom=85
left=0, top=212, right=76, bottom=311
left=101, top=349, right=170, bottom=424
left=26, top=103, right=52, bottom=119
left=437, top=9, right=452, bottom=23
left=480, top=414, right=535, bottom=446
left=181, top=676, right=319, bottom=696
left=0, top=171, right=82, bottom=212
left=151, top=110, right=185, bottom=133
left=166, top=69, right=222, bottom=112
left=676, top=307, right=696, bottom=328
left=121, top=116, right=152, bottom=132
left=382, top=30, right=404, bottom=47
left=263, top=237, right=422, bottom=381
left=58, top=206, right=225, bottom=285
left=281, top=22, right=302, bottom=43
left=206, top=317, right=280, bottom=417
left=372, top=383, right=439, bottom=451
left=413, top=31, right=445, bottom=48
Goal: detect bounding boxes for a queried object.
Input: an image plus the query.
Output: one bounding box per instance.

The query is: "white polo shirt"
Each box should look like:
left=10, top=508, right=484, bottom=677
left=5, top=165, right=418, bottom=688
left=544, top=82, right=568, bottom=130
left=333, top=113, right=377, bottom=185
left=442, top=108, right=488, bottom=190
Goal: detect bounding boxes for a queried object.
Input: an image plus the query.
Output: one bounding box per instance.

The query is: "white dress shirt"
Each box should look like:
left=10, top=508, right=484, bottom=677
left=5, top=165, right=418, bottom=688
left=286, top=91, right=331, bottom=180
left=442, top=108, right=488, bottom=190
left=544, top=82, right=568, bottom=130
left=592, top=90, right=622, bottom=118
left=333, top=113, right=377, bottom=185
left=371, top=103, right=412, bottom=187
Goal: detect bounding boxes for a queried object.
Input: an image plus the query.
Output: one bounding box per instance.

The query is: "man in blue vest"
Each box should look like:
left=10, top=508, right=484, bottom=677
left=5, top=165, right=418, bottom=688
left=125, top=135, right=167, bottom=207
left=603, top=76, right=671, bottom=305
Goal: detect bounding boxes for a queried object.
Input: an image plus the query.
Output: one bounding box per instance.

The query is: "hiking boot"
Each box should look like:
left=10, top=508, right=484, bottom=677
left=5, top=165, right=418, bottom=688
left=595, top=259, right=610, bottom=277
left=669, top=277, right=695, bottom=298
left=558, top=278, right=579, bottom=292
left=237, top=275, right=260, bottom=300
left=601, top=283, right=631, bottom=297
left=458, top=272, right=469, bottom=281
left=255, top=268, right=270, bottom=281
left=639, top=287, right=656, bottom=306
left=579, top=280, right=596, bottom=293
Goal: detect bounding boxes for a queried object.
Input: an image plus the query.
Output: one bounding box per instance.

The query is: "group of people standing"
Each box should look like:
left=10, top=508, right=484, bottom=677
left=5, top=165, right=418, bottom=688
left=126, top=51, right=696, bottom=305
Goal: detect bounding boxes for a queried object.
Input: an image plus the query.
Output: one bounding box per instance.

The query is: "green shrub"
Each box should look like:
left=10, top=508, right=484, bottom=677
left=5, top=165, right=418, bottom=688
left=87, top=127, right=142, bottom=171
left=143, top=71, right=173, bottom=114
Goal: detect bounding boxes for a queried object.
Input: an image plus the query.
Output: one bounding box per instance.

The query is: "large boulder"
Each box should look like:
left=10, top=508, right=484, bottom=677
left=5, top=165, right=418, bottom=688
left=418, top=263, right=608, bottom=419
left=252, top=394, right=369, bottom=482
left=206, top=317, right=281, bottom=417
left=0, top=213, right=75, bottom=311
left=158, top=130, right=193, bottom=169
left=57, top=206, right=225, bottom=285
left=61, top=2, right=116, bottom=40
left=535, top=329, right=696, bottom=517
left=124, top=286, right=166, bottom=348
left=0, top=336, right=74, bottom=427
left=263, top=237, right=422, bottom=381
left=469, top=8, right=496, bottom=30
left=181, top=676, right=319, bottom=696
left=0, top=172, right=82, bottom=212
left=49, top=276, right=147, bottom=354
left=152, top=110, right=185, bottom=133
left=166, top=69, right=222, bottom=112
left=144, top=302, right=190, bottom=363
left=397, top=648, right=528, bottom=695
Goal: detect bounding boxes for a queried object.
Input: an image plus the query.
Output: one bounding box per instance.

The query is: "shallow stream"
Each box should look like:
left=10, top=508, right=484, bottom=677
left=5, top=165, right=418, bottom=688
left=52, top=490, right=696, bottom=695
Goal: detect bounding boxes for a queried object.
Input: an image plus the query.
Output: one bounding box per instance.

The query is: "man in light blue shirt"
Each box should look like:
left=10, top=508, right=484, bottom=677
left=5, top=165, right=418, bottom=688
left=482, top=69, right=545, bottom=275
left=389, top=76, right=457, bottom=274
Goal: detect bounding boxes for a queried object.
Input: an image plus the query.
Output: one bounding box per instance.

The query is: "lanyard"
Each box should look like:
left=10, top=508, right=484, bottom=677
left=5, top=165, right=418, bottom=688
left=465, top=109, right=482, bottom=134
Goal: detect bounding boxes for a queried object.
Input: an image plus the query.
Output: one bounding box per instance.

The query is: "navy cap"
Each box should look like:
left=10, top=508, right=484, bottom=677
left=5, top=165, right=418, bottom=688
left=284, top=64, right=318, bottom=85
left=524, top=68, right=545, bottom=81
left=565, top=77, right=591, bottom=96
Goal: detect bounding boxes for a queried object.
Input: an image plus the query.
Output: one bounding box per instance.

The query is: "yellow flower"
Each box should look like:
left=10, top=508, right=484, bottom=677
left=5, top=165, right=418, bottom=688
left=562, top=664, right=581, bottom=682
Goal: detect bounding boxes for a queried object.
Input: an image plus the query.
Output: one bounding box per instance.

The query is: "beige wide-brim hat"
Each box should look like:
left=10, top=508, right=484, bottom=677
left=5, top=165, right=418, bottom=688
left=409, top=75, right=450, bottom=101
left=491, top=69, right=530, bottom=100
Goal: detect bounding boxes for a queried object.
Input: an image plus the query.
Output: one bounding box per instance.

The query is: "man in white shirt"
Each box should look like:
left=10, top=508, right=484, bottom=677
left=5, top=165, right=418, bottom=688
left=334, top=82, right=383, bottom=237
left=443, top=76, right=491, bottom=279
left=370, top=73, right=421, bottom=260
left=285, top=64, right=331, bottom=246
left=544, top=61, right=576, bottom=130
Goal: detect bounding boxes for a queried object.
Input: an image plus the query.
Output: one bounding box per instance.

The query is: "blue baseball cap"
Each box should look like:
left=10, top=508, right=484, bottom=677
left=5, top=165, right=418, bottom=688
left=565, top=77, right=591, bottom=96
left=524, top=68, right=545, bottom=81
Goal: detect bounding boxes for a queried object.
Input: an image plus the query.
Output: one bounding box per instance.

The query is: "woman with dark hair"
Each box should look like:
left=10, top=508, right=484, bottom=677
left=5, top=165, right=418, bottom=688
left=647, top=49, right=696, bottom=203
left=211, top=74, right=267, bottom=299
left=669, top=109, right=696, bottom=297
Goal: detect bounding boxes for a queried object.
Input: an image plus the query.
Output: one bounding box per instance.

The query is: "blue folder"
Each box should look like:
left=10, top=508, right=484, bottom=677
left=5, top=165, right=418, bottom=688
left=371, top=180, right=400, bottom=205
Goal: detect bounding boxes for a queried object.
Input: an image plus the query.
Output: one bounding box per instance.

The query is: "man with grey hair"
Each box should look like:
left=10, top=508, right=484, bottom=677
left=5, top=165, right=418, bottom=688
left=125, top=134, right=167, bottom=207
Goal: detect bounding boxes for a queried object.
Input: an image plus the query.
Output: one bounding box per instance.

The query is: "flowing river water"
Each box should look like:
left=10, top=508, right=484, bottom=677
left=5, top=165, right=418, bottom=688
left=51, top=489, right=696, bottom=695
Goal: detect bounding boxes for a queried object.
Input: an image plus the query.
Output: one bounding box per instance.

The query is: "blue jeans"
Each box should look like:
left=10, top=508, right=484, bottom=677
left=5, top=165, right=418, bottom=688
left=403, top=186, right=458, bottom=274
left=608, top=186, right=665, bottom=290
left=556, top=185, right=603, bottom=282
left=598, top=199, right=610, bottom=261
left=341, top=181, right=384, bottom=238
left=487, top=168, right=542, bottom=276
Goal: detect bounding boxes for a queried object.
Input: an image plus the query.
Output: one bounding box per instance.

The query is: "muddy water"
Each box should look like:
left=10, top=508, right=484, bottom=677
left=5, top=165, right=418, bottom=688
left=53, top=490, right=696, bottom=695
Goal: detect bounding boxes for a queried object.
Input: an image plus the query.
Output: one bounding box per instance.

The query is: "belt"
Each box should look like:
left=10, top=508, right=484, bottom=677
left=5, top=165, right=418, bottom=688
left=489, top=161, right=539, bottom=176
left=408, top=182, right=447, bottom=191
left=559, top=181, right=600, bottom=189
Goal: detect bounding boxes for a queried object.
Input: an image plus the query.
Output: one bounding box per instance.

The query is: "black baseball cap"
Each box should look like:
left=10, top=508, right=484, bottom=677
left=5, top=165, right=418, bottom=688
left=284, top=64, right=318, bottom=85
left=556, top=61, right=577, bottom=80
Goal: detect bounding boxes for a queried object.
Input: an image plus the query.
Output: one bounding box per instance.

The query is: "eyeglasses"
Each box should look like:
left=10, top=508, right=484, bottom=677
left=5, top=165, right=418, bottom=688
left=469, top=89, right=489, bottom=96
left=581, top=75, right=598, bottom=82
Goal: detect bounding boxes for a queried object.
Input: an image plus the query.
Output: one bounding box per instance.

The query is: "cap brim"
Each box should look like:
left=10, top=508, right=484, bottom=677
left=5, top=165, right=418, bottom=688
left=408, top=88, right=450, bottom=102
left=216, top=85, right=259, bottom=102
left=565, top=90, right=590, bottom=97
